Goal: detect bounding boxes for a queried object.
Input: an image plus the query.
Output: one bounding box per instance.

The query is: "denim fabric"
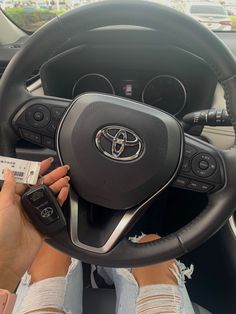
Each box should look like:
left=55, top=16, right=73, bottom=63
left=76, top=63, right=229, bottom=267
left=97, top=267, right=139, bottom=314
left=13, top=259, right=83, bottom=314
left=97, top=263, right=195, bottom=314
left=13, top=259, right=195, bottom=314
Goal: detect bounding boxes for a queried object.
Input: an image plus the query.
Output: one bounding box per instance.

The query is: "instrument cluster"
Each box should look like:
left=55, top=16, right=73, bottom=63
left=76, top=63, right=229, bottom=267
left=72, top=73, right=187, bottom=116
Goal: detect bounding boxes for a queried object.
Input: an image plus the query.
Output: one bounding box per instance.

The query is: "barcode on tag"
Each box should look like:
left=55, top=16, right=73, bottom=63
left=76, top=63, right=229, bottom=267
left=1, top=170, right=25, bottom=178
left=0, top=156, right=41, bottom=185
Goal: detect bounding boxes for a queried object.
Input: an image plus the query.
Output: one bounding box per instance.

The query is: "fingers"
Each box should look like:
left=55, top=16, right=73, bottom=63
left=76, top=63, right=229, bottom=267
left=45, top=166, right=70, bottom=207
left=16, top=157, right=55, bottom=195
left=57, top=186, right=70, bottom=206
left=15, top=157, right=70, bottom=205
left=43, top=165, right=70, bottom=186
left=1, top=169, right=16, bottom=200
left=49, top=176, right=70, bottom=194
left=15, top=182, right=27, bottom=195
left=39, top=157, right=54, bottom=175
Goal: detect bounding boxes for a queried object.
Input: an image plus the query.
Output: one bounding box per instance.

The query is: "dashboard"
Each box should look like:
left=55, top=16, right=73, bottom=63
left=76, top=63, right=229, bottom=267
left=40, top=44, right=217, bottom=120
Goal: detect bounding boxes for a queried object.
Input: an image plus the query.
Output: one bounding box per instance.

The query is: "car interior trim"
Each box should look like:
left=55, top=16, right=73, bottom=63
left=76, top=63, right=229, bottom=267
left=229, top=215, right=236, bottom=238
left=27, top=78, right=42, bottom=93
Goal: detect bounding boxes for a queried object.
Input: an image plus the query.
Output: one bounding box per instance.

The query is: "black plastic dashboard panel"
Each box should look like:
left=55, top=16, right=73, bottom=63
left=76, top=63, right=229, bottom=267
left=40, top=44, right=217, bottom=118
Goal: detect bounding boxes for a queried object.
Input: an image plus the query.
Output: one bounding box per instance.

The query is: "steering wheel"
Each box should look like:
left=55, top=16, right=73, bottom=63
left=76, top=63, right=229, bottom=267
left=1, top=0, right=236, bottom=267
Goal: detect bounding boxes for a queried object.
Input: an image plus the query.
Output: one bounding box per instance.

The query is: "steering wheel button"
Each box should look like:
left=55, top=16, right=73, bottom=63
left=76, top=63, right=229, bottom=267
left=47, top=121, right=58, bottom=133
left=42, top=136, right=55, bottom=149
left=199, top=154, right=213, bottom=162
left=173, top=176, right=189, bottom=187
left=33, top=111, right=44, bottom=121
left=21, top=129, right=41, bottom=144
left=192, top=153, right=217, bottom=177
left=199, top=160, right=209, bottom=170
left=25, top=110, right=33, bottom=119
left=181, top=159, right=191, bottom=172
left=51, top=107, right=65, bottom=120
left=187, top=180, right=213, bottom=192
left=33, top=121, right=41, bottom=128
left=187, top=181, right=199, bottom=190
left=199, top=183, right=213, bottom=192
left=184, top=145, right=197, bottom=158
left=25, top=105, right=51, bottom=128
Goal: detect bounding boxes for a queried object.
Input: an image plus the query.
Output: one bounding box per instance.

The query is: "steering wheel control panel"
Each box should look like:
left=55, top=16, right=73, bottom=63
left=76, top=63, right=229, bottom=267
left=12, top=97, right=225, bottom=195
left=172, top=136, right=224, bottom=193
left=12, top=97, right=70, bottom=150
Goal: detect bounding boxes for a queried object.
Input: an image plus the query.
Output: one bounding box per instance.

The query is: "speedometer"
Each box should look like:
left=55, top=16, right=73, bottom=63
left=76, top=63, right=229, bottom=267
left=142, top=75, right=187, bottom=115
left=72, top=73, right=115, bottom=98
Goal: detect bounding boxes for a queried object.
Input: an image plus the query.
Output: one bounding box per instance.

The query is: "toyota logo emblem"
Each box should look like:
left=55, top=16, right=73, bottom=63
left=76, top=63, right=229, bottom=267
left=41, top=207, right=54, bottom=218
left=95, top=126, right=144, bottom=161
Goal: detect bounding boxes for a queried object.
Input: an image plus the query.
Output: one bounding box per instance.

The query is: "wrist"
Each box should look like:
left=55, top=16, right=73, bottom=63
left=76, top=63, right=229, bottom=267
left=0, top=267, right=20, bottom=293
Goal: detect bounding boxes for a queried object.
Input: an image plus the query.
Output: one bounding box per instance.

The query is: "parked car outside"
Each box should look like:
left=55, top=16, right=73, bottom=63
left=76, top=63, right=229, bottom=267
left=0, top=0, right=14, bottom=9
left=184, top=2, right=232, bottom=31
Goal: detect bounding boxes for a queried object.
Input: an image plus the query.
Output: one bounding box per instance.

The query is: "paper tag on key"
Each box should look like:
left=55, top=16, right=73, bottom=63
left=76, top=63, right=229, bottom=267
left=0, top=156, right=41, bottom=185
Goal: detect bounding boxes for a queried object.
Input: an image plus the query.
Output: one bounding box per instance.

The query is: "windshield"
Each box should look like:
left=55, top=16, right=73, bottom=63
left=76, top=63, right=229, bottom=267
left=1, top=0, right=236, bottom=33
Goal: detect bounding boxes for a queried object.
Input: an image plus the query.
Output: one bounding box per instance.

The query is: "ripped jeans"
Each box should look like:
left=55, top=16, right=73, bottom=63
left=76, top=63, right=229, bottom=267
left=13, top=259, right=195, bottom=314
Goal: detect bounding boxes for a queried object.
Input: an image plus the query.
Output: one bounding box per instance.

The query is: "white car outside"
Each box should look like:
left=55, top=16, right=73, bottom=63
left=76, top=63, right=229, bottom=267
left=184, top=2, right=232, bottom=31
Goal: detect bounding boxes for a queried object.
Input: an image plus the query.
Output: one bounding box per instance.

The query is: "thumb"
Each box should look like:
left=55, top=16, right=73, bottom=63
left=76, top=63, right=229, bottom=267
left=1, top=168, right=16, bottom=199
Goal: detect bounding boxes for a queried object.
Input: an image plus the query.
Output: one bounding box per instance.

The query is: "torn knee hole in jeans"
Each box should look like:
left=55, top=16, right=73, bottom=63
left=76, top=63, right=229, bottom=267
left=170, top=261, right=194, bottom=286
left=127, top=234, right=194, bottom=313
left=135, top=262, right=194, bottom=314
left=128, top=233, right=194, bottom=285
left=114, top=258, right=194, bottom=289
left=18, top=259, right=79, bottom=314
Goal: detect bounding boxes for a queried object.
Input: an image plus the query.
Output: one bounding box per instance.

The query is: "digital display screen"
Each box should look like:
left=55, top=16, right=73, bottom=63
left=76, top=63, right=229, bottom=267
left=119, top=80, right=136, bottom=98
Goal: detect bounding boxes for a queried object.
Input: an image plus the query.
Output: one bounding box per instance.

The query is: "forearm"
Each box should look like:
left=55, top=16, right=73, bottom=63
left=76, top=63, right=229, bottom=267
left=0, top=266, right=20, bottom=292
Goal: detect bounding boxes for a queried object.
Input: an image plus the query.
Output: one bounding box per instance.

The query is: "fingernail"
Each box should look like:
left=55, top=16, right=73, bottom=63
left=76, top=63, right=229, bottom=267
left=4, top=168, right=12, bottom=179
left=65, top=165, right=70, bottom=170
left=66, top=176, right=71, bottom=181
left=48, top=157, right=54, bottom=163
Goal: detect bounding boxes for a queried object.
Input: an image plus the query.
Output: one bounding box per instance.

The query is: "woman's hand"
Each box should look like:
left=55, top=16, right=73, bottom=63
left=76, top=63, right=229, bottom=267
left=0, top=158, right=70, bottom=292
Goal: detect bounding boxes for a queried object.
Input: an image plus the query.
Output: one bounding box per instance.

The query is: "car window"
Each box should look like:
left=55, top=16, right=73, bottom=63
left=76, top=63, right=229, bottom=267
left=1, top=0, right=236, bottom=33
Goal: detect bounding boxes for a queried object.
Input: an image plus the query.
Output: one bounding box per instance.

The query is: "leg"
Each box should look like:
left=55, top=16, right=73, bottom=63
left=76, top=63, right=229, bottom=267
left=13, top=243, right=83, bottom=314
left=131, top=234, right=177, bottom=287
left=132, top=234, right=195, bottom=314
left=98, top=234, right=195, bottom=314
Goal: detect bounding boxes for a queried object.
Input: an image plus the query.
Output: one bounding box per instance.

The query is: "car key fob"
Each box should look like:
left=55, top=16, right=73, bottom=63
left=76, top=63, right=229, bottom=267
left=22, top=184, right=67, bottom=238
